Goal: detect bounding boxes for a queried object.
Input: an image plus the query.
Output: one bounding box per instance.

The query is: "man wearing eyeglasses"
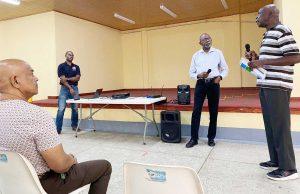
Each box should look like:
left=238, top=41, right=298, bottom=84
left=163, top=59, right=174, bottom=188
left=186, top=33, right=228, bottom=148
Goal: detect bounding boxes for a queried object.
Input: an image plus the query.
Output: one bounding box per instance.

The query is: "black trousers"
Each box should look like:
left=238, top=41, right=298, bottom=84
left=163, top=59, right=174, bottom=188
left=259, top=88, right=296, bottom=171
left=190, top=79, right=220, bottom=141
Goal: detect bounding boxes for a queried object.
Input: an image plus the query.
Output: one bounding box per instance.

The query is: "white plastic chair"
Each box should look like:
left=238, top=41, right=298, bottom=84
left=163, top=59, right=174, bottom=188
left=0, top=151, right=87, bottom=194
left=124, top=162, right=204, bottom=194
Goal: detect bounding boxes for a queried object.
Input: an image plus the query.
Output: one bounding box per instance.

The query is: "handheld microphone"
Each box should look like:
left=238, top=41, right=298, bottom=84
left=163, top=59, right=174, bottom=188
left=245, top=44, right=251, bottom=52
left=245, top=43, right=252, bottom=61
left=197, top=69, right=212, bottom=80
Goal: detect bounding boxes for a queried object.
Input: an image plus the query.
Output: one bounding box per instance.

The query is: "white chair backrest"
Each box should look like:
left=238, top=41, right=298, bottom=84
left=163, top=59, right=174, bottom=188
left=0, top=151, right=47, bottom=194
left=124, top=162, right=204, bottom=194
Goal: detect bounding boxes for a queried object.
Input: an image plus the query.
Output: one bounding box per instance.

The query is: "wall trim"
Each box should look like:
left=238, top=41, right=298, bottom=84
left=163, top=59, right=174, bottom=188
left=61, top=119, right=300, bottom=146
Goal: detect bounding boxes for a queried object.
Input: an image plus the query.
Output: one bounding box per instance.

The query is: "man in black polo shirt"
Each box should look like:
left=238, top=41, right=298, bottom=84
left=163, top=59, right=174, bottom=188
left=247, top=4, right=300, bottom=181
left=56, top=51, right=81, bottom=134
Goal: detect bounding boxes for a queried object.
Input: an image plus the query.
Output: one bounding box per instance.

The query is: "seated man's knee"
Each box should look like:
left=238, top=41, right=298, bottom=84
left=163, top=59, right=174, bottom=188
left=103, top=160, right=112, bottom=175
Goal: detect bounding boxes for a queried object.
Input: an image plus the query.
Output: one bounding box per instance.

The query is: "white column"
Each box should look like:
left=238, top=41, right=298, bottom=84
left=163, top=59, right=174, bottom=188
left=275, top=0, right=300, bottom=97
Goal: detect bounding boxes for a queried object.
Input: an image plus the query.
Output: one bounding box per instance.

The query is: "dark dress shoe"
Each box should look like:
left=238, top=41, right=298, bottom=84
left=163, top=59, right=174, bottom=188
left=208, top=139, right=215, bottom=147
left=186, top=139, right=198, bottom=148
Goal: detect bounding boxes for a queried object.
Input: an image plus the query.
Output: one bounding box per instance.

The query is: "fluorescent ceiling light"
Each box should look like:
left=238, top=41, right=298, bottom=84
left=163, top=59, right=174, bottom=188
left=160, top=4, right=177, bottom=18
left=114, top=13, right=135, bottom=24
left=0, top=0, right=20, bottom=5
left=220, top=0, right=228, bottom=9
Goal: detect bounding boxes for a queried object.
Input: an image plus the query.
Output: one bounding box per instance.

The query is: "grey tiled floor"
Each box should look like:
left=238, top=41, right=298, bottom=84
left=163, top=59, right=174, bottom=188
left=60, top=128, right=300, bottom=194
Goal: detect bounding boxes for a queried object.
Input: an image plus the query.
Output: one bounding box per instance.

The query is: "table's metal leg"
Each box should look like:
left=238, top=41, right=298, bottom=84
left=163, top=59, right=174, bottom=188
left=123, top=105, right=152, bottom=122
left=143, top=104, right=148, bottom=145
left=75, top=103, right=83, bottom=138
left=75, top=104, right=109, bottom=138
left=152, top=104, right=159, bottom=137
left=123, top=104, right=158, bottom=145
left=90, top=104, right=96, bottom=132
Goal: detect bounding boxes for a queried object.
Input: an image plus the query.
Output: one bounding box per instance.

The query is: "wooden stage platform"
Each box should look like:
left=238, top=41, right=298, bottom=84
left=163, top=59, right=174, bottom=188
left=33, top=88, right=300, bottom=114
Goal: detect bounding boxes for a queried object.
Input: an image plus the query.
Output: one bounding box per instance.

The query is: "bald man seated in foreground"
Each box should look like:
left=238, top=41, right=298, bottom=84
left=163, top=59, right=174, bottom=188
left=0, top=59, right=111, bottom=194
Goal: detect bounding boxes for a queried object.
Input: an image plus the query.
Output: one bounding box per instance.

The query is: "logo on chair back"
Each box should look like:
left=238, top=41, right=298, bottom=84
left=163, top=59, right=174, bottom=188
left=146, top=169, right=166, bottom=182
left=0, top=154, right=7, bottom=163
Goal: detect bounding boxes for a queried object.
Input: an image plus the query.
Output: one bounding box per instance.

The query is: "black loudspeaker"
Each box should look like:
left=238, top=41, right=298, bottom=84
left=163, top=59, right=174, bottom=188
left=160, top=110, right=181, bottom=143
left=177, top=85, right=190, bottom=105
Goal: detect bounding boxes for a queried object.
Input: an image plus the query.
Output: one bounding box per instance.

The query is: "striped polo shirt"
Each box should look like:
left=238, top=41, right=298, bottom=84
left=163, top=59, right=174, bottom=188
left=258, top=24, right=299, bottom=91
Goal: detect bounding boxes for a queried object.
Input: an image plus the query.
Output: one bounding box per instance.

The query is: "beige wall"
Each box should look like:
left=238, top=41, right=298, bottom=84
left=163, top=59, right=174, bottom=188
left=1, top=7, right=298, bottom=98
left=0, top=12, right=123, bottom=100
left=1, top=8, right=299, bottom=132
left=0, top=12, right=57, bottom=100
left=275, top=0, right=300, bottom=97
left=122, top=13, right=265, bottom=89
left=122, top=32, right=144, bottom=88
left=54, top=12, right=123, bottom=93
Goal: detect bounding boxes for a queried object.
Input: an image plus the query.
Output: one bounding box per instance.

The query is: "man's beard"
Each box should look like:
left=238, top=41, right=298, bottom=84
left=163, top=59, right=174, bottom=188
left=256, top=20, right=266, bottom=28
left=203, top=42, right=211, bottom=50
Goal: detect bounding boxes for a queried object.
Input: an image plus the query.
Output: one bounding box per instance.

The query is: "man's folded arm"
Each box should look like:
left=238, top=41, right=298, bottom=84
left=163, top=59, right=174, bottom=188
left=40, top=144, right=76, bottom=173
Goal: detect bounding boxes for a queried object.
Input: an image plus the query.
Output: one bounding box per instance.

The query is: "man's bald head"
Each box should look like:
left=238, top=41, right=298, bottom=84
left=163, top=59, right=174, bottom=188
left=0, top=59, right=38, bottom=100
left=0, top=59, right=29, bottom=74
left=264, top=4, right=279, bottom=18
left=199, top=33, right=211, bottom=42
left=256, top=4, right=280, bottom=29
left=0, top=59, right=26, bottom=90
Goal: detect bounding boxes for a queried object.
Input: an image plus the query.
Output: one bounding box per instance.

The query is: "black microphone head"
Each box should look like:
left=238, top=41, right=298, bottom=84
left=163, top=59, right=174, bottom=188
left=207, top=69, right=211, bottom=74
left=245, top=44, right=251, bottom=52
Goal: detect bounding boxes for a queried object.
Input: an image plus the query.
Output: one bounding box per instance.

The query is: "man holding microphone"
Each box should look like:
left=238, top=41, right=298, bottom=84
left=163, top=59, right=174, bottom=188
left=246, top=4, right=300, bottom=180
left=186, top=33, right=228, bottom=148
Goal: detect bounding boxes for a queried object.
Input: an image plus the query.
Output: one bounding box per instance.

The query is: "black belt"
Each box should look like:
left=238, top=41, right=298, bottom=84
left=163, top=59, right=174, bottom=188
left=199, top=77, right=217, bottom=83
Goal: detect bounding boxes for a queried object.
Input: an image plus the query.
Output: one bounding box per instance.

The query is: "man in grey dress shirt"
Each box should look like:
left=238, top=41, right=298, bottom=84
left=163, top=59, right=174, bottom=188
left=186, top=33, right=228, bottom=148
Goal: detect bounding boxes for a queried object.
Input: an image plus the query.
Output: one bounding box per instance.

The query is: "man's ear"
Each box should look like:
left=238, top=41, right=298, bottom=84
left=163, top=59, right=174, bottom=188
left=9, top=76, right=20, bottom=88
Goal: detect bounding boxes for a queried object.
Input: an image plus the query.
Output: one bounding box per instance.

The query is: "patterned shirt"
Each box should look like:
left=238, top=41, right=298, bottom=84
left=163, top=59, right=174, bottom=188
left=258, top=24, right=299, bottom=91
left=0, top=100, right=60, bottom=175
